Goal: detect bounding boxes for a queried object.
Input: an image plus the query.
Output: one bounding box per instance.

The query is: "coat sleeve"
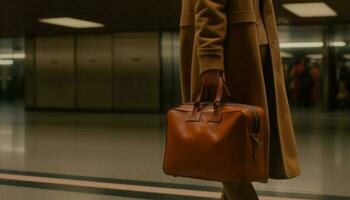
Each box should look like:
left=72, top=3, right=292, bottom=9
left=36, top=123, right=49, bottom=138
left=195, top=0, right=227, bottom=75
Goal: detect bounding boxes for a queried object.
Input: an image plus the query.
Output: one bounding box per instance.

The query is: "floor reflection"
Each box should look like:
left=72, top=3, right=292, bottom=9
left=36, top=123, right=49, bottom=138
left=0, top=103, right=349, bottom=198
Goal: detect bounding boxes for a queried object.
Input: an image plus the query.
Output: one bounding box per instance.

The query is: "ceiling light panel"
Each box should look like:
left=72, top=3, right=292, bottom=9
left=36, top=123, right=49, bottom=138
left=280, top=51, right=294, bottom=58
left=280, top=42, right=324, bottom=48
left=0, top=60, right=14, bottom=65
left=279, top=41, right=346, bottom=49
left=307, top=54, right=323, bottom=60
left=39, top=17, right=104, bottom=29
left=330, top=41, right=346, bottom=47
left=282, top=2, right=337, bottom=17
left=0, top=53, right=26, bottom=59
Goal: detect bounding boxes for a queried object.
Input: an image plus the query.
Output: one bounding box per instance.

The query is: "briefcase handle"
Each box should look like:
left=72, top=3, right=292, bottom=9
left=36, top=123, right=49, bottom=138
left=194, top=74, right=231, bottom=108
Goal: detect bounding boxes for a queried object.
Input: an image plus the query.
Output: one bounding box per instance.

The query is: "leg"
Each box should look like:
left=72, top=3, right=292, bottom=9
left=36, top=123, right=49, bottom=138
left=220, top=189, right=228, bottom=200
left=221, top=182, right=259, bottom=200
left=220, top=45, right=269, bottom=200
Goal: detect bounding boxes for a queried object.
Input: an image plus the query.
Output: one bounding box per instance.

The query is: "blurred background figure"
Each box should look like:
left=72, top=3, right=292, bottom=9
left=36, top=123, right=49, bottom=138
left=0, top=66, right=11, bottom=91
left=290, top=59, right=305, bottom=106
left=337, top=81, right=349, bottom=109
left=337, top=65, right=350, bottom=108
left=310, top=62, right=321, bottom=106
left=300, top=61, right=313, bottom=107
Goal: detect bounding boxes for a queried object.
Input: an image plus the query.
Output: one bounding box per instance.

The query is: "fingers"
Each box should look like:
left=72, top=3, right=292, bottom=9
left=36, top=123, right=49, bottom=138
left=203, top=77, right=219, bottom=86
left=202, top=70, right=220, bottom=86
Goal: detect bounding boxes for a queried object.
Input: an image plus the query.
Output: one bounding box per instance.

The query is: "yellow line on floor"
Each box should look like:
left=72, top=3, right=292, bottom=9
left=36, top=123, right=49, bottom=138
left=0, top=173, right=310, bottom=200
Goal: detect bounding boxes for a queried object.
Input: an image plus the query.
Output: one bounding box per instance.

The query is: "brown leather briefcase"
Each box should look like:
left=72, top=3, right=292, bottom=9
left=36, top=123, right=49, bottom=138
left=163, top=77, right=269, bottom=183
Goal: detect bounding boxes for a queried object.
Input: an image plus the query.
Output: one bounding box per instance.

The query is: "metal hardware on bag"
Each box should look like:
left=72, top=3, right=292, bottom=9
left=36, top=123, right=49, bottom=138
left=194, top=101, right=200, bottom=108
left=188, top=103, right=223, bottom=122
left=206, top=101, right=222, bottom=123
left=250, top=134, right=262, bottom=146
left=213, top=101, right=221, bottom=108
left=187, top=102, right=201, bottom=122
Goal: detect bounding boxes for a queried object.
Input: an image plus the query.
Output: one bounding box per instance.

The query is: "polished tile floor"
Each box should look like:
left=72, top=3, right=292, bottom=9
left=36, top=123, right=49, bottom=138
left=0, top=102, right=349, bottom=199
left=0, top=185, right=145, bottom=200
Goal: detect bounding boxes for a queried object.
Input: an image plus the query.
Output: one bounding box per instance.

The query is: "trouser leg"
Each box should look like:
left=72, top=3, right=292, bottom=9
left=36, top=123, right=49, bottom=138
left=220, top=189, right=229, bottom=200
left=219, top=45, right=269, bottom=200
left=221, top=182, right=259, bottom=200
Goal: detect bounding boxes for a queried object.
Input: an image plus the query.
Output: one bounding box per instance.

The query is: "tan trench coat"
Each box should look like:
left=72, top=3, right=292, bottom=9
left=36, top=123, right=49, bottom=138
left=179, top=0, right=301, bottom=179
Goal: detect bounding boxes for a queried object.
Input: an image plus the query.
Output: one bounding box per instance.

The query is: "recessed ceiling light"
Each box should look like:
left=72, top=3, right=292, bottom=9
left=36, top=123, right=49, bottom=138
left=280, top=42, right=324, bottom=48
left=307, top=54, right=323, bottom=60
left=0, top=53, right=25, bottom=59
left=280, top=51, right=294, bottom=58
left=330, top=41, right=346, bottom=47
left=279, top=41, right=346, bottom=48
left=282, top=2, right=337, bottom=17
left=0, top=60, right=14, bottom=65
left=39, top=17, right=104, bottom=29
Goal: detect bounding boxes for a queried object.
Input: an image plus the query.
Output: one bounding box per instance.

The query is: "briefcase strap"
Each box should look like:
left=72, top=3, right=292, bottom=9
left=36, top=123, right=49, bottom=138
left=195, top=75, right=231, bottom=107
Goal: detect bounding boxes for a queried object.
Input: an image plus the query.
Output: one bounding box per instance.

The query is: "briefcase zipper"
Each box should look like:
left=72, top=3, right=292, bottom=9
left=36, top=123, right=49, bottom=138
left=225, top=103, right=260, bottom=133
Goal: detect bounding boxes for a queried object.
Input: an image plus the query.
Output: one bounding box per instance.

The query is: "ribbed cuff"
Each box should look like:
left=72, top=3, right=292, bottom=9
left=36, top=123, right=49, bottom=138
left=197, top=47, right=224, bottom=74
left=197, top=55, right=224, bottom=74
